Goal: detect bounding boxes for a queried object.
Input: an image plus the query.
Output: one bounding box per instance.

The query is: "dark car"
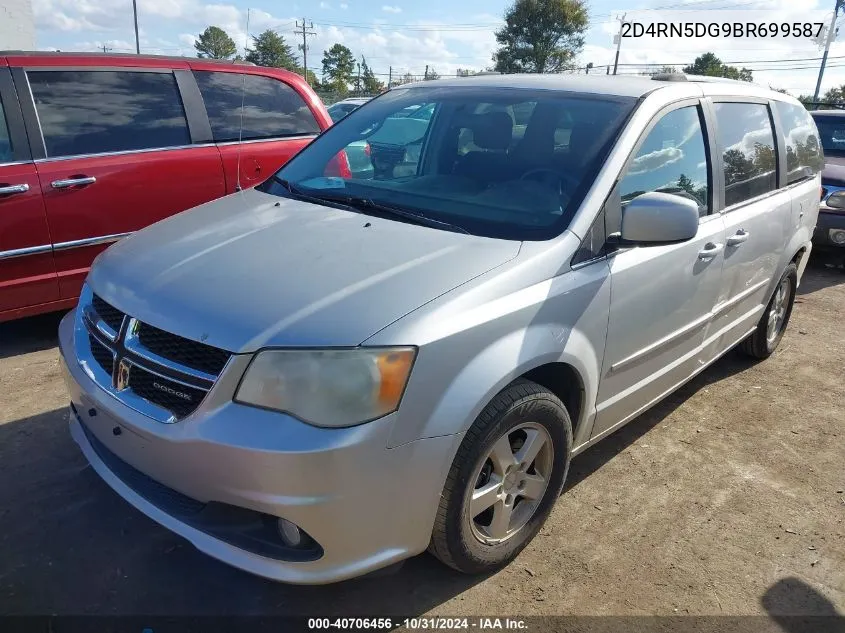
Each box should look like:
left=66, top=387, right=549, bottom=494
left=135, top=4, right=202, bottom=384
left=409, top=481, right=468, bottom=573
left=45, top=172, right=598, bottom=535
left=810, top=110, right=845, bottom=261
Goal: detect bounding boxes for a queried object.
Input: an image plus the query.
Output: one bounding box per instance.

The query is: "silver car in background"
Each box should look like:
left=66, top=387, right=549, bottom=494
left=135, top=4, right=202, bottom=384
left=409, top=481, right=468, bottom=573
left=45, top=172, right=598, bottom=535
left=59, top=74, right=821, bottom=584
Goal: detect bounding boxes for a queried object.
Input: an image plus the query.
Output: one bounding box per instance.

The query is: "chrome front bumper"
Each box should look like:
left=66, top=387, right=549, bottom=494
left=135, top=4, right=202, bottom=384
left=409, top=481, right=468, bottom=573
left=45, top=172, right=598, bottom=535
left=58, top=311, right=457, bottom=584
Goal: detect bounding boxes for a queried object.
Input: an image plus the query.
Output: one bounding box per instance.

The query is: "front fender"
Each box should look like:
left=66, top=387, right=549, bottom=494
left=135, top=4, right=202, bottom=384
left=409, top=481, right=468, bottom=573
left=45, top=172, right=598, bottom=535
left=376, top=258, right=611, bottom=449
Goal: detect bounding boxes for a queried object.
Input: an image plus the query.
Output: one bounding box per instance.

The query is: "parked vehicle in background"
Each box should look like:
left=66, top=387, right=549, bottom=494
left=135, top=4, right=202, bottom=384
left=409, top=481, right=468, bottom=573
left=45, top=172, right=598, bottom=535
left=59, top=73, right=819, bottom=585
left=810, top=110, right=845, bottom=261
left=345, top=101, right=436, bottom=178
left=0, top=52, right=333, bottom=322
left=326, top=97, right=370, bottom=123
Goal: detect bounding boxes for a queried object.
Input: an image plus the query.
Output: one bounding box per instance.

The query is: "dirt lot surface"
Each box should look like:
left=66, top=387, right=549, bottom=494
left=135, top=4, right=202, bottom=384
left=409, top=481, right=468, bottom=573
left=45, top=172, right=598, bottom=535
left=0, top=263, right=843, bottom=620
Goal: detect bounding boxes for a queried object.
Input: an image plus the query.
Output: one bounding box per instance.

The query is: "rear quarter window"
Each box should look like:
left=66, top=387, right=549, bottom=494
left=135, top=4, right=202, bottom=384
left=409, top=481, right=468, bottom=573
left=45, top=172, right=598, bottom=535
left=774, top=101, right=824, bottom=184
left=194, top=71, right=320, bottom=142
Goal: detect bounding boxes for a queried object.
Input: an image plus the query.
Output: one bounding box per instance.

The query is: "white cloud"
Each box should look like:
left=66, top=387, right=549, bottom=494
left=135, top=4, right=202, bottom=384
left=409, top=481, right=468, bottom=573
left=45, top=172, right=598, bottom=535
left=340, top=2, right=348, bottom=8
left=32, top=0, right=497, bottom=78
left=319, top=1, right=331, bottom=8
left=382, top=5, right=402, bottom=14
left=629, top=147, right=684, bottom=175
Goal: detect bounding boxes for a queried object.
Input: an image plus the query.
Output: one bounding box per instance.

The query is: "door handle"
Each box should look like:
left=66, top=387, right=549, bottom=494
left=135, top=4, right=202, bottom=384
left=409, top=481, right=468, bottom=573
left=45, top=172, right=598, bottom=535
left=698, top=242, right=724, bottom=260
left=51, top=176, right=97, bottom=189
left=726, top=229, right=750, bottom=246
left=0, top=183, right=30, bottom=195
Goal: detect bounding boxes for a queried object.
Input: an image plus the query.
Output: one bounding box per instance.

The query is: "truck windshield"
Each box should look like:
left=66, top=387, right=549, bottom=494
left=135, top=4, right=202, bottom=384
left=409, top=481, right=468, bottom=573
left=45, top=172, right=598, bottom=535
left=260, top=86, right=637, bottom=240
left=814, top=116, right=845, bottom=156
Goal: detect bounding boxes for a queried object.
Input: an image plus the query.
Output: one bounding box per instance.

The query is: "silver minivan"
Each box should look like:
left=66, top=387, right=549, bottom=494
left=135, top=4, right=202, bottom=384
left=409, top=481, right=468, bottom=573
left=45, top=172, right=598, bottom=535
left=58, top=73, right=822, bottom=584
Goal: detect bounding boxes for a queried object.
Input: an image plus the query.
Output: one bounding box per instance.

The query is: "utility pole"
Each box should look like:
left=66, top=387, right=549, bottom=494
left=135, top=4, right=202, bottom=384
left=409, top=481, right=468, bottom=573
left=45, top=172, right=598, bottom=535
left=132, top=0, right=140, bottom=54
left=612, top=13, right=627, bottom=75
left=356, top=60, right=362, bottom=94
left=813, top=0, right=844, bottom=103
left=101, top=45, right=112, bottom=53
left=424, top=64, right=429, bottom=80
left=294, top=19, right=316, bottom=85
left=388, top=66, right=392, bottom=88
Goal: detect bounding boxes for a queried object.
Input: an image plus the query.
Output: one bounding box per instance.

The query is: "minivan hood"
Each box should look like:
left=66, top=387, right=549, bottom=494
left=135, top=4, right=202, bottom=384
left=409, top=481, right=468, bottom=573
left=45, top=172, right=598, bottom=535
left=88, top=188, right=520, bottom=352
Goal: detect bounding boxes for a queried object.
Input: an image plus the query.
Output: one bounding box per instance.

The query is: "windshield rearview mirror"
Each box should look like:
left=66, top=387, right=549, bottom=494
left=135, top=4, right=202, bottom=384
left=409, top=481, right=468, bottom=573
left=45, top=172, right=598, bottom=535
left=620, top=192, right=700, bottom=245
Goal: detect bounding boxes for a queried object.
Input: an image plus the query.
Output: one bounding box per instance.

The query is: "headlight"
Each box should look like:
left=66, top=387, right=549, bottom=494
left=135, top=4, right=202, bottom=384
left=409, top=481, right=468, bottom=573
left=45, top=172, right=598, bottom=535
left=827, top=190, right=845, bottom=209
left=235, top=347, right=416, bottom=427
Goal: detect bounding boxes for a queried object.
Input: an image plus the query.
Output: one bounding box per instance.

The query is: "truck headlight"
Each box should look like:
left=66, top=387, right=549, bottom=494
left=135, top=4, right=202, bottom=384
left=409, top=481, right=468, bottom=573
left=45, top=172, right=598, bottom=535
left=235, top=347, right=416, bottom=427
left=826, top=190, right=845, bottom=209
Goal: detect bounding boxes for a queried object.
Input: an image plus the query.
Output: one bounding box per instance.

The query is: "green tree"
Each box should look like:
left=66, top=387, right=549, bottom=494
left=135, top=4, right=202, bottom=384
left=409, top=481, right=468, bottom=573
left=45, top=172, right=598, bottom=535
left=822, top=84, right=845, bottom=104
left=683, top=52, right=753, bottom=82
left=245, top=30, right=298, bottom=70
left=493, top=0, right=589, bottom=73
left=322, top=43, right=356, bottom=95
left=298, top=67, right=320, bottom=88
left=194, top=26, right=237, bottom=59
left=361, top=58, right=384, bottom=93
left=424, top=67, right=440, bottom=80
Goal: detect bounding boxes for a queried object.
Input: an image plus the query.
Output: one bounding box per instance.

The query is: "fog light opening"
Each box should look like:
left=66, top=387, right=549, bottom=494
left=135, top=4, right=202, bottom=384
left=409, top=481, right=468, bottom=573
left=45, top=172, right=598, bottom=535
left=830, top=229, right=845, bottom=245
left=277, top=518, right=304, bottom=548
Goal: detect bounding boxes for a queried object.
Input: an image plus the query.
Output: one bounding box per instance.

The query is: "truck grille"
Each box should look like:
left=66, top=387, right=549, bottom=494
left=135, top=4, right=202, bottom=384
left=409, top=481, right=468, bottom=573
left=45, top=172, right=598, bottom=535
left=82, top=292, right=232, bottom=422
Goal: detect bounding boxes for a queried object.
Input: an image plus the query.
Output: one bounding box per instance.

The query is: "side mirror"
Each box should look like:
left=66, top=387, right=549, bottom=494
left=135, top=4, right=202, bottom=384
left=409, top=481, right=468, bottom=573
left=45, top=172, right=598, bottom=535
left=620, top=191, right=700, bottom=244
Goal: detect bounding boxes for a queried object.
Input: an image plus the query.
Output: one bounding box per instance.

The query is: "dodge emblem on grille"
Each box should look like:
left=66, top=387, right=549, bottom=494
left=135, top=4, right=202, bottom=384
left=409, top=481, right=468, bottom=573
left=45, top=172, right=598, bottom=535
left=115, top=359, right=131, bottom=391
left=152, top=381, right=193, bottom=402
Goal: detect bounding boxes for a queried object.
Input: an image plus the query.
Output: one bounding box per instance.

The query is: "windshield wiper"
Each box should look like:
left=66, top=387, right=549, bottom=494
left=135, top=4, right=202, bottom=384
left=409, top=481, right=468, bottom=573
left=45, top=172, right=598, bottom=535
left=271, top=177, right=469, bottom=234
left=316, top=194, right=471, bottom=234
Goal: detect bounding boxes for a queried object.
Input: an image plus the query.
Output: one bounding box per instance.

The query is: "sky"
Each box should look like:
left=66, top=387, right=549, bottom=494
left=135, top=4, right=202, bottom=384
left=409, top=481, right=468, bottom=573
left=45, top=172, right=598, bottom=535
left=31, top=0, right=845, bottom=97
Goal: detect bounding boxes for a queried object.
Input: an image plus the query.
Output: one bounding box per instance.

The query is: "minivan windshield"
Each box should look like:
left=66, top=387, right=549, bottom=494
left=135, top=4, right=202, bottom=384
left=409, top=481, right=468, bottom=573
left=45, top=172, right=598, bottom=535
left=260, top=86, right=636, bottom=240
left=813, top=115, right=845, bottom=156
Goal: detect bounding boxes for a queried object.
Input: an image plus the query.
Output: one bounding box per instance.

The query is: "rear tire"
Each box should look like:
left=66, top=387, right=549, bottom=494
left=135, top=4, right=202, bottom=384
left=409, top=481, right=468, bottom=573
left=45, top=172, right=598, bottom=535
left=739, top=263, right=797, bottom=359
left=428, top=379, right=572, bottom=574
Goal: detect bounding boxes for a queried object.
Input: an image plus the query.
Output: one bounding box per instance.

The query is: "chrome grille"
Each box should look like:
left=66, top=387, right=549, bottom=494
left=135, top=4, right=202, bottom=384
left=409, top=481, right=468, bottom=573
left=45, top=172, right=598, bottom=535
left=127, top=365, right=209, bottom=419
left=79, top=289, right=232, bottom=422
left=137, top=322, right=230, bottom=375
left=88, top=332, right=114, bottom=375
left=92, top=293, right=126, bottom=333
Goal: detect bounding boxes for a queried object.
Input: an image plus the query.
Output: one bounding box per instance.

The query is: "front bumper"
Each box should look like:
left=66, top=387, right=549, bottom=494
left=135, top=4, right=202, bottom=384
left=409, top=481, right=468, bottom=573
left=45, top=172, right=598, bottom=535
left=58, top=312, right=457, bottom=584
left=812, top=210, right=845, bottom=250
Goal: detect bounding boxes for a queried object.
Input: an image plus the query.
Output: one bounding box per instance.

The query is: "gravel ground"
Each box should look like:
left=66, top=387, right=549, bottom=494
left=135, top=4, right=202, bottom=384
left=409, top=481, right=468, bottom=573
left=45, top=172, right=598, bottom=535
left=0, top=262, right=842, bottom=619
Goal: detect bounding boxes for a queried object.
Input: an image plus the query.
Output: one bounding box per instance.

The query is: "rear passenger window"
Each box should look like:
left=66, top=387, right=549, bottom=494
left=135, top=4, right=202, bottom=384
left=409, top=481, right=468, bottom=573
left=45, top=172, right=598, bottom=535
left=28, top=71, right=191, bottom=157
left=619, top=105, right=710, bottom=216
left=0, top=96, right=12, bottom=162
left=713, top=102, right=777, bottom=207
left=774, top=101, right=824, bottom=184
left=194, top=71, right=320, bottom=142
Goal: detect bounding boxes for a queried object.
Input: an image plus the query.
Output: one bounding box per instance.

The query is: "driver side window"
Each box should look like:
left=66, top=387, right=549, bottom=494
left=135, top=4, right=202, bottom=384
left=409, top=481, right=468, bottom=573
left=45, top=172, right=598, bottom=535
left=619, top=106, right=710, bottom=218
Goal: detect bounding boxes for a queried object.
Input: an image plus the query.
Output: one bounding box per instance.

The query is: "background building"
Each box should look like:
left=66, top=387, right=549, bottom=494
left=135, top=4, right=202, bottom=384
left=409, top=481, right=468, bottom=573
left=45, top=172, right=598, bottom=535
left=0, top=0, right=36, bottom=51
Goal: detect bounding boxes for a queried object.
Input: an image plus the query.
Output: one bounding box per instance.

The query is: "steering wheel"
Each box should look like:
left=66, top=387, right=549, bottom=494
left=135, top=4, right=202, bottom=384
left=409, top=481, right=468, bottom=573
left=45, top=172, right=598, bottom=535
left=520, top=167, right=579, bottom=193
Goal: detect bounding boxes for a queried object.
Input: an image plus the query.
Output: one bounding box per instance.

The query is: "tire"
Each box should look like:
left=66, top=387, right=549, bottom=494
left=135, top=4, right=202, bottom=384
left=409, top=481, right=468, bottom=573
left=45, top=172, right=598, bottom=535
left=428, top=378, right=573, bottom=574
left=739, top=262, right=797, bottom=359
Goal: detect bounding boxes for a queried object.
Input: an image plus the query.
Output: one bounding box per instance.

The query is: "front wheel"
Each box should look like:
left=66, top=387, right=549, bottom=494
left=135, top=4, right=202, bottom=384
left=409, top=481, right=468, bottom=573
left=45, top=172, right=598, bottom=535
left=739, top=262, right=797, bottom=359
left=428, top=379, right=572, bottom=574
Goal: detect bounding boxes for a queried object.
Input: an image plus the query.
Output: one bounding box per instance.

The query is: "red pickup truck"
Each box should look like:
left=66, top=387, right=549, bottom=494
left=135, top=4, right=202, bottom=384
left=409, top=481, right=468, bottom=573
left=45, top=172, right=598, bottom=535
left=0, top=52, right=332, bottom=322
